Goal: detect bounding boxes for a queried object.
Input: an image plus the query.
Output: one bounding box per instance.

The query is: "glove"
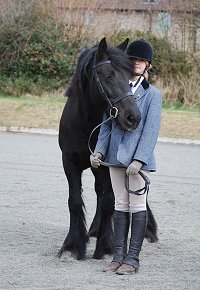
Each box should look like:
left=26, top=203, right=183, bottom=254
left=90, top=152, right=103, bottom=168
left=126, top=160, right=142, bottom=175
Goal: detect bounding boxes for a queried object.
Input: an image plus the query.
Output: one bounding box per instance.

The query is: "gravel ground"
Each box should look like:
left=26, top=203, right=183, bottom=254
left=0, top=132, right=200, bottom=290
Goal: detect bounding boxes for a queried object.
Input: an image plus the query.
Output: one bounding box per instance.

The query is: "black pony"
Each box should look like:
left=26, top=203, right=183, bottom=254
left=58, top=38, right=158, bottom=260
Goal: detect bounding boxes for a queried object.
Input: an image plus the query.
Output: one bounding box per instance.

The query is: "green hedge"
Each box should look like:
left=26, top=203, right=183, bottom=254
left=0, top=1, right=91, bottom=95
left=106, top=29, right=192, bottom=83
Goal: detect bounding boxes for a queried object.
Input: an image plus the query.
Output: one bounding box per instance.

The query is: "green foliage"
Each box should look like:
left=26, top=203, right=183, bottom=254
left=107, top=29, right=192, bottom=83
left=106, top=28, right=132, bottom=46
left=0, top=23, right=78, bottom=92
left=0, top=1, right=199, bottom=107
left=106, top=29, right=200, bottom=108
left=0, top=1, right=91, bottom=95
left=135, top=32, right=192, bottom=82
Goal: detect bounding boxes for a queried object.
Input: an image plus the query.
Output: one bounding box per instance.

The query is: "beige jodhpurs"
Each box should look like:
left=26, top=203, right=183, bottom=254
left=109, top=167, right=150, bottom=213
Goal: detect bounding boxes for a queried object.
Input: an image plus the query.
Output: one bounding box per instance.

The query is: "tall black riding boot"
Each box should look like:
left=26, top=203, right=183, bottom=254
left=103, top=210, right=130, bottom=272
left=116, top=210, right=147, bottom=275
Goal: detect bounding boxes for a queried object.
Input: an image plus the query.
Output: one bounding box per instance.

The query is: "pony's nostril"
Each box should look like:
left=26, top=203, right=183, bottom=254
left=127, top=115, right=133, bottom=123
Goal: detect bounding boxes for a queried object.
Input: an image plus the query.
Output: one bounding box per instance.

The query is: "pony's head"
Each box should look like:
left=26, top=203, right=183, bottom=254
left=92, top=37, right=141, bottom=131
left=67, top=37, right=141, bottom=131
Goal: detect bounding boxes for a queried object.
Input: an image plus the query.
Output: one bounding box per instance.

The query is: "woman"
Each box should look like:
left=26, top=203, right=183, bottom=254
left=90, top=39, right=162, bottom=275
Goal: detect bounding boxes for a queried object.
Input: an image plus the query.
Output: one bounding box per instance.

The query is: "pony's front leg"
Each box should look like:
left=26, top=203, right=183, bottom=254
left=58, top=154, right=88, bottom=260
left=88, top=167, right=104, bottom=238
left=91, top=167, right=115, bottom=259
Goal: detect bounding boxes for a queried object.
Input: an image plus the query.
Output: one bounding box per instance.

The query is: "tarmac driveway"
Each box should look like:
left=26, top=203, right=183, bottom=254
left=0, top=132, right=199, bottom=290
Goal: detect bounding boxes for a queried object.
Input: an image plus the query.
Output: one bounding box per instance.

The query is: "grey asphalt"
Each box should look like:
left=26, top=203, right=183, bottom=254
left=0, top=132, right=200, bottom=290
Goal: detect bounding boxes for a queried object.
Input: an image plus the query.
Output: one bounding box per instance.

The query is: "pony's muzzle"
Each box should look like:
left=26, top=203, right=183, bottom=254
left=125, top=111, right=141, bottom=131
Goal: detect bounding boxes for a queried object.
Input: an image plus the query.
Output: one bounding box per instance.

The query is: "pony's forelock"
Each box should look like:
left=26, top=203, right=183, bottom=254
left=78, top=45, right=132, bottom=79
left=107, top=46, right=132, bottom=74
left=67, top=43, right=132, bottom=99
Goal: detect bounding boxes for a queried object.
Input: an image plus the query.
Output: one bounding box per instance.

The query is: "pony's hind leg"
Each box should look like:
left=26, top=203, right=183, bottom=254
left=90, top=167, right=115, bottom=259
left=58, top=153, right=88, bottom=260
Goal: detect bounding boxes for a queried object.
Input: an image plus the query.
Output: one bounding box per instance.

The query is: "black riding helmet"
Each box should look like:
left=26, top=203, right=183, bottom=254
left=126, top=39, right=153, bottom=63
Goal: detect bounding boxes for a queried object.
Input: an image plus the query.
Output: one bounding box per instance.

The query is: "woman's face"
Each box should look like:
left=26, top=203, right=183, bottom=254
left=131, top=58, right=148, bottom=75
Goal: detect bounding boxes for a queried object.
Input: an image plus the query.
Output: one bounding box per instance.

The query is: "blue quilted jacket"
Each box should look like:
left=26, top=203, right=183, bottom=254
left=94, top=81, right=162, bottom=171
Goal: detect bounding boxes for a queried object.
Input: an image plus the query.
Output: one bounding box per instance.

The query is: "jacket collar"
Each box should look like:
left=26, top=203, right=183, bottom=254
left=129, top=78, right=150, bottom=100
left=134, top=79, right=149, bottom=100
left=129, top=78, right=149, bottom=90
left=141, top=78, right=149, bottom=89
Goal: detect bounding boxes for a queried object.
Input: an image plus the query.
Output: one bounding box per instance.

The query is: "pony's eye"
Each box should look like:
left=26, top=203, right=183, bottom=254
left=104, top=72, right=114, bottom=80
left=106, top=75, right=113, bottom=80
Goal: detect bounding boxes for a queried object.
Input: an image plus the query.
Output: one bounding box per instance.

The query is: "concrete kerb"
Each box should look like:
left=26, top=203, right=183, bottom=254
left=0, top=126, right=58, bottom=136
left=1, top=125, right=200, bottom=145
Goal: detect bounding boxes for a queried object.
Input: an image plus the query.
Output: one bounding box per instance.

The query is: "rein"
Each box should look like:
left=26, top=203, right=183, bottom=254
left=88, top=117, right=150, bottom=196
left=89, top=59, right=149, bottom=195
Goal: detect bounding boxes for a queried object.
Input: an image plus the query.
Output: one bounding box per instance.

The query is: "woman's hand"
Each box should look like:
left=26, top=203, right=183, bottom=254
left=90, top=153, right=103, bottom=168
left=126, top=160, right=142, bottom=175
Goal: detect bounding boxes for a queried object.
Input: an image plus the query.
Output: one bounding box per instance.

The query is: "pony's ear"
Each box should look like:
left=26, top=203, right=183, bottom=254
left=117, top=38, right=129, bottom=51
left=96, top=37, right=108, bottom=61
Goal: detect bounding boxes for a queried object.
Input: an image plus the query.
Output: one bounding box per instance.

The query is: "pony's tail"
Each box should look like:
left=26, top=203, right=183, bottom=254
left=145, top=202, right=158, bottom=243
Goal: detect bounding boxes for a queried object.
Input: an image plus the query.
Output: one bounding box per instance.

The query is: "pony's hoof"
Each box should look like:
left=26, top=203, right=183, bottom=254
left=59, top=251, right=74, bottom=262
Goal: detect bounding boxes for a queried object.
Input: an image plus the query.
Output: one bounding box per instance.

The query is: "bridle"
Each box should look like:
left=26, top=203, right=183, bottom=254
left=89, top=58, right=150, bottom=196
left=92, top=60, right=133, bottom=118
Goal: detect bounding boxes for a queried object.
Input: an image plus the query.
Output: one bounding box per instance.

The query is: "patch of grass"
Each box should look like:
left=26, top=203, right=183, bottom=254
left=0, top=95, right=199, bottom=140
left=0, top=93, right=12, bottom=98
left=0, top=94, right=66, bottom=130
left=160, top=109, right=200, bottom=140
left=163, top=101, right=200, bottom=114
